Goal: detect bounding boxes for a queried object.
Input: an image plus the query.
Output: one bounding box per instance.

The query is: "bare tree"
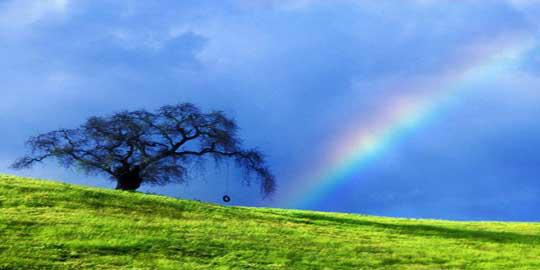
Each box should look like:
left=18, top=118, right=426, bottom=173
left=12, top=103, right=275, bottom=196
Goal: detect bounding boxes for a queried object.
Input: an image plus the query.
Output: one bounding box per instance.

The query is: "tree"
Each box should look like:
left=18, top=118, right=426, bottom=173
left=12, top=103, right=276, bottom=196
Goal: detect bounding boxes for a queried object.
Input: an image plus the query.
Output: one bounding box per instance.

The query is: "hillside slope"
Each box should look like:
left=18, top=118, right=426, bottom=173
left=0, top=174, right=539, bottom=270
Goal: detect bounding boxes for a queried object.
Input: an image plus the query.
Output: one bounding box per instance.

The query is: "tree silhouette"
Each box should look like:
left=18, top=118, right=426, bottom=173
left=12, top=103, right=275, bottom=195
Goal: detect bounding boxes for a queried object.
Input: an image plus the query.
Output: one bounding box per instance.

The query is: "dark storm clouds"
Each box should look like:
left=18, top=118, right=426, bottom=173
left=1, top=0, right=540, bottom=220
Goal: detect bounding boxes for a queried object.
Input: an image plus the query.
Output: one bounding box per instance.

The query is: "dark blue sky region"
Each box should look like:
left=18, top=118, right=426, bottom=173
left=1, top=0, right=540, bottom=221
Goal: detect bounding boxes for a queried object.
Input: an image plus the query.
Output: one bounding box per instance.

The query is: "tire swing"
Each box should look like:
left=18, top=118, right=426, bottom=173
left=222, top=163, right=231, bottom=203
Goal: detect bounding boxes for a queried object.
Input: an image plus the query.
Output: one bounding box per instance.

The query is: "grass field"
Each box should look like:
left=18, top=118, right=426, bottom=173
left=1, top=174, right=539, bottom=269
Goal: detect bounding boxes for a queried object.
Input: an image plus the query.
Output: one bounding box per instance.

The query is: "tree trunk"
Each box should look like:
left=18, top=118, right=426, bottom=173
left=115, top=167, right=143, bottom=191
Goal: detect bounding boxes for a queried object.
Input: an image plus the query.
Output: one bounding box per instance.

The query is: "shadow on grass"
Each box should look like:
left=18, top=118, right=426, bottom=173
left=71, top=239, right=228, bottom=260
left=285, top=212, right=540, bottom=245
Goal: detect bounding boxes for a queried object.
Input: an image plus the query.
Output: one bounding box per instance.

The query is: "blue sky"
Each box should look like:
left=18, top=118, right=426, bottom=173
left=1, top=0, right=540, bottom=221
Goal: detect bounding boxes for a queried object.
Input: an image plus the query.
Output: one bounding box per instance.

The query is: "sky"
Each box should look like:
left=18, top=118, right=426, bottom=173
left=1, top=0, right=540, bottom=221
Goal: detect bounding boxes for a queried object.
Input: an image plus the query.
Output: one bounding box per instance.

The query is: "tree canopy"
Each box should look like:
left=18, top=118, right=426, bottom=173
left=13, top=103, right=275, bottom=196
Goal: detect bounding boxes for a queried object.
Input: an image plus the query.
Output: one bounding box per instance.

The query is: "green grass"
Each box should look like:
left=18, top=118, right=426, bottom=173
left=1, top=174, right=539, bottom=269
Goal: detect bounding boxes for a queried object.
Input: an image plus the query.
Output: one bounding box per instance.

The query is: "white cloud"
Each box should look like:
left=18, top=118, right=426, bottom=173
left=0, top=0, right=69, bottom=35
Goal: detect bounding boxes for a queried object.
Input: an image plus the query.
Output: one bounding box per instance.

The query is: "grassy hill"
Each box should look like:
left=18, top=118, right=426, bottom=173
left=1, top=175, right=539, bottom=270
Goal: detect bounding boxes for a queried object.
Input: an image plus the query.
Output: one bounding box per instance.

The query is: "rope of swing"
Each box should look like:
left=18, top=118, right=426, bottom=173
left=222, top=161, right=231, bottom=203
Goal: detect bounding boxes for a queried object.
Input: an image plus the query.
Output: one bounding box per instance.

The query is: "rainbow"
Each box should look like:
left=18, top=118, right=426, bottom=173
left=286, top=35, right=534, bottom=209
